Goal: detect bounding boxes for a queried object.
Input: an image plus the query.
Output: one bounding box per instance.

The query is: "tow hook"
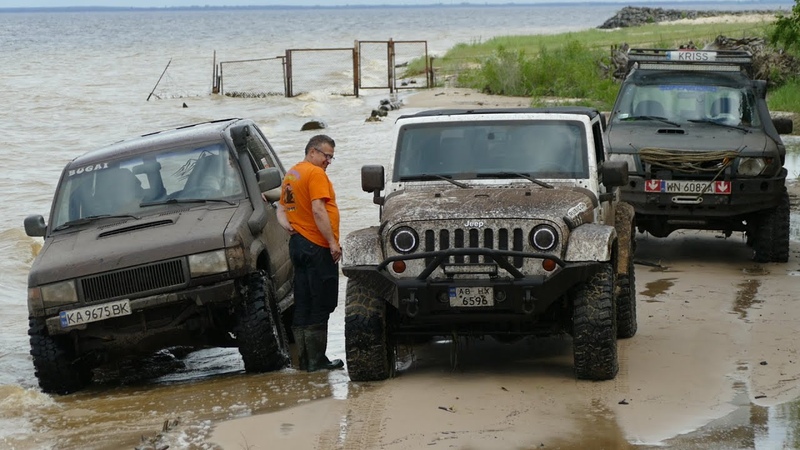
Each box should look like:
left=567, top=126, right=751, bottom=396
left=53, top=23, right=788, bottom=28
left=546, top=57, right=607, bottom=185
left=403, top=292, right=419, bottom=318
left=522, top=289, right=534, bottom=314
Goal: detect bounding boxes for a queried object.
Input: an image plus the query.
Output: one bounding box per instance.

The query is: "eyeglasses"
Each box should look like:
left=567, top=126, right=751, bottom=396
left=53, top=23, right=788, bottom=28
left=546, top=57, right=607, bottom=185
left=315, top=147, right=335, bottom=161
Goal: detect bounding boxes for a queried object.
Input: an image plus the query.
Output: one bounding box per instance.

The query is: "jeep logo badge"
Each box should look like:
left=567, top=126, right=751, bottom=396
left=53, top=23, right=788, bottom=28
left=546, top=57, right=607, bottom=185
left=465, top=220, right=485, bottom=228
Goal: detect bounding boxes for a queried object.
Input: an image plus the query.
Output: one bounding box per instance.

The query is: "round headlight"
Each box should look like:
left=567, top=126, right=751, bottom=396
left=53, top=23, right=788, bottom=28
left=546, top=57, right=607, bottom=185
left=737, top=157, right=766, bottom=176
left=529, top=225, right=558, bottom=251
left=391, top=226, right=419, bottom=254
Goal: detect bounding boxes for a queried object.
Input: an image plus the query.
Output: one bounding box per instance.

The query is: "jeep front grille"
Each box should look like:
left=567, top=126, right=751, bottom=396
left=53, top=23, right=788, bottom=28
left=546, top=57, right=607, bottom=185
left=424, top=228, right=524, bottom=268
left=80, top=258, right=188, bottom=303
left=639, top=148, right=738, bottom=174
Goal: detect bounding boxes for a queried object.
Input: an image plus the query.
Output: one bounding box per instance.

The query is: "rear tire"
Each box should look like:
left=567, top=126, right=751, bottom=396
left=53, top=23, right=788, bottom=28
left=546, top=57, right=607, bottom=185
left=235, top=271, right=290, bottom=372
left=28, top=318, right=93, bottom=394
left=344, top=279, right=396, bottom=381
left=572, top=263, right=618, bottom=381
left=753, top=189, right=790, bottom=263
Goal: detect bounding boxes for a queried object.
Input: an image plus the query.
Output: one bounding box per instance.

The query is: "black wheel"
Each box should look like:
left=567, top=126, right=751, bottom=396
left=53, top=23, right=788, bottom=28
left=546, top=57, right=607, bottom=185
left=572, top=263, right=618, bottom=381
left=615, top=204, right=638, bottom=339
left=753, top=189, right=790, bottom=263
left=344, top=278, right=396, bottom=381
left=28, top=318, right=93, bottom=394
left=235, top=271, right=290, bottom=372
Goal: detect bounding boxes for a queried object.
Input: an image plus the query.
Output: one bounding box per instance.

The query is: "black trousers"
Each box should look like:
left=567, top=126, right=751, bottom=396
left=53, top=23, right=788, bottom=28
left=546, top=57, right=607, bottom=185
left=289, top=233, right=339, bottom=327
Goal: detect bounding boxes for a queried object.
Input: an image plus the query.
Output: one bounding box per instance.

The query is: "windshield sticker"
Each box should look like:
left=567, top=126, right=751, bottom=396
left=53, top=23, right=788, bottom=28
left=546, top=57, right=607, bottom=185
left=68, top=162, right=110, bottom=177
left=659, top=85, right=717, bottom=92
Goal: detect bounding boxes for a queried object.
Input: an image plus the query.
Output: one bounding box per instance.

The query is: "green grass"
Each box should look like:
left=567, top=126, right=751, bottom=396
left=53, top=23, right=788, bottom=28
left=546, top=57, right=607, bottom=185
left=405, top=17, right=800, bottom=115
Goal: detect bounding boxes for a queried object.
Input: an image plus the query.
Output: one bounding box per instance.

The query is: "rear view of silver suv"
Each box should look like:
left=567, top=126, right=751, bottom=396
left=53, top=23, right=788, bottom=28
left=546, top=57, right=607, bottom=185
left=606, top=48, right=792, bottom=262
left=24, top=118, right=294, bottom=394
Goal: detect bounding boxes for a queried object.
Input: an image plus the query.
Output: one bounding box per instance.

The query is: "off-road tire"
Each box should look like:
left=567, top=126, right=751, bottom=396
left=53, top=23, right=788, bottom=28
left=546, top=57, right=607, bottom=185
left=572, top=263, right=619, bottom=380
left=235, top=271, right=290, bottom=372
left=28, top=318, right=93, bottom=394
left=344, top=278, right=395, bottom=381
left=753, top=189, right=790, bottom=263
left=615, top=203, right=638, bottom=339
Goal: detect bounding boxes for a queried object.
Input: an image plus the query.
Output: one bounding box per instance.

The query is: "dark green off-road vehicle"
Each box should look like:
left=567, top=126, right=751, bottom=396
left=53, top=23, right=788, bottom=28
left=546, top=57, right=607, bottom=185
left=342, top=107, right=636, bottom=382
left=606, top=48, right=792, bottom=262
left=24, top=118, right=294, bottom=394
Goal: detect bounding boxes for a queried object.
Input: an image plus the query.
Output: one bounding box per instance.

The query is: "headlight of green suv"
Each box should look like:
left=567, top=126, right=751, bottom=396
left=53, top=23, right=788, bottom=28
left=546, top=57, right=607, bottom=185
left=737, top=158, right=767, bottom=176
left=39, top=280, right=78, bottom=307
left=188, top=250, right=228, bottom=277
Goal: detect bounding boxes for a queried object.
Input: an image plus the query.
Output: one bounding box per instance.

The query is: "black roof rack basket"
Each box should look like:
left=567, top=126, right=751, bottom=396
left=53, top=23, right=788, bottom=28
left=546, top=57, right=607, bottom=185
left=625, top=48, right=753, bottom=73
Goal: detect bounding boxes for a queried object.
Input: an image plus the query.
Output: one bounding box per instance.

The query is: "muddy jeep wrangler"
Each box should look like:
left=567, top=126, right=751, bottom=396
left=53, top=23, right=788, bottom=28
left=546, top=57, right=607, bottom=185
left=342, top=107, right=636, bottom=381
left=606, top=48, right=792, bottom=262
left=24, top=118, right=294, bottom=394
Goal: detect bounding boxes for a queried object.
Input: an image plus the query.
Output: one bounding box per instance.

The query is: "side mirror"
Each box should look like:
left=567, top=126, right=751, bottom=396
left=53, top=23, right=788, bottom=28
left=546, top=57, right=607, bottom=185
left=601, top=160, right=629, bottom=188
left=24, top=215, right=47, bottom=237
left=773, top=116, right=793, bottom=135
left=256, top=167, right=282, bottom=193
left=361, top=165, right=385, bottom=205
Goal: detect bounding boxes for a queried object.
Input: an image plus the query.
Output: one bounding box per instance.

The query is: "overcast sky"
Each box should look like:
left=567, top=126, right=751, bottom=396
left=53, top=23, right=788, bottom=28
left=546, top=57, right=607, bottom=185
left=0, top=0, right=791, bottom=8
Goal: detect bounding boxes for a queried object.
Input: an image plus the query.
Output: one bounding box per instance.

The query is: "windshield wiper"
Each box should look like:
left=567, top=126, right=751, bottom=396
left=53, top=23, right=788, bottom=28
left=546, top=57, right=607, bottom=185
left=621, top=115, right=681, bottom=127
left=688, top=118, right=749, bottom=133
left=481, top=172, right=553, bottom=189
left=401, top=174, right=471, bottom=189
left=53, top=214, right=140, bottom=231
left=140, top=198, right=236, bottom=207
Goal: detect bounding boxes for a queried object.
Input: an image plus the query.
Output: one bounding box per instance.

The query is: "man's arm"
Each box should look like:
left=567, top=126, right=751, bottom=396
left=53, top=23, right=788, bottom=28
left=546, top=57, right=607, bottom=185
left=275, top=202, right=295, bottom=234
left=311, top=198, right=342, bottom=263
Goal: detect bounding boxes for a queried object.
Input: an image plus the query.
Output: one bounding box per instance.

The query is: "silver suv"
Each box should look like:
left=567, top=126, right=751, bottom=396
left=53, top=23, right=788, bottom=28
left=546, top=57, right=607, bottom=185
left=24, top=118, right=294, bottom=394
left=342, top=107, right=636, bottom=382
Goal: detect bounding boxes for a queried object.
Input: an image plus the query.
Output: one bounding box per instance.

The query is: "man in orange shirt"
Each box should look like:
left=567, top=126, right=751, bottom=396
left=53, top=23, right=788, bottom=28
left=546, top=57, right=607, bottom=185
left=277, top=135, right=344, bottom=372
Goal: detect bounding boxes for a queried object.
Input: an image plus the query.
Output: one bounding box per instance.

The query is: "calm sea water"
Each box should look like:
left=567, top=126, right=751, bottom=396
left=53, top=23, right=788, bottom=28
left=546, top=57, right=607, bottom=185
left=0, top=3, right=796, bottom=449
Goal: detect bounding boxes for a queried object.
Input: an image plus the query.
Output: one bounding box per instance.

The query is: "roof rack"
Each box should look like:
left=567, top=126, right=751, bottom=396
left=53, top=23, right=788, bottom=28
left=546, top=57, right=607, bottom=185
left=626, top=48, right=752, bottom=72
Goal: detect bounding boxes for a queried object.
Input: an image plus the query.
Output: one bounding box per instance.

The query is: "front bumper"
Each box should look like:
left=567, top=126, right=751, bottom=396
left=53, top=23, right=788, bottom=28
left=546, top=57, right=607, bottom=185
left=343, top=247, right=603, bottom=324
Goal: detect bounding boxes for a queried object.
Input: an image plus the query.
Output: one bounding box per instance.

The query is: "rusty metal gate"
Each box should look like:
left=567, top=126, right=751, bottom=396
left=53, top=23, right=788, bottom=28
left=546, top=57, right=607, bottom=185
left=216, top=56, right=286, bottom=97
left=285, top=48, right=357, bottom=98
left=357, top=39, right=431, bottom=93
left=212, top=40, right=430, bottom=98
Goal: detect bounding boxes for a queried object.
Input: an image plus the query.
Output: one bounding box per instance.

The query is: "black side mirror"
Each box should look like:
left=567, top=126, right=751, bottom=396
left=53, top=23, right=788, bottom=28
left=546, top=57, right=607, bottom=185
left=602, top=160, right=629, bottom=188
left=24, top=215, right=47, bottom=237
left=361, top=165, right=385, bottom=205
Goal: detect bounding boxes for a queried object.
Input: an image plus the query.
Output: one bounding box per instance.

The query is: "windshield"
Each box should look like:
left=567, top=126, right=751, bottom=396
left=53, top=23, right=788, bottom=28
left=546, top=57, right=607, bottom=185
left=612, top=79, right=760, bottom=127
left=393, top=120, right=589, bottom=181
left=51, top=142, right=245, bottom=230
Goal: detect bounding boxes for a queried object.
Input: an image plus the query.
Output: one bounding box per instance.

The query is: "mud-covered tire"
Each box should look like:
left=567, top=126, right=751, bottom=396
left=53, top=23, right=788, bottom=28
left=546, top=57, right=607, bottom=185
left=28, top=318, right=93, bottom=394
left=572, top=263, right=618, bottom=381
left=753, top=189, right=790, bottom=263
left=235, top=271, right=290, bottom=372
left=615, top=204, right=638, bottom=339
left=344, top=278, right=395, bottom=381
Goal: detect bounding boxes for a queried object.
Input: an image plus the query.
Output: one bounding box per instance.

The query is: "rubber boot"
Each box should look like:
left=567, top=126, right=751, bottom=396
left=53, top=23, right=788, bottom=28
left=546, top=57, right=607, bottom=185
left=292, top=326, right=308, bottom=371
left=305, top=323, right=344, bottom=372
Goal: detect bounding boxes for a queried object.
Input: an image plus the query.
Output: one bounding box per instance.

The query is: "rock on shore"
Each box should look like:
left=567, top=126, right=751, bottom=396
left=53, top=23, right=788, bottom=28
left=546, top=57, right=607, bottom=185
left=598, top=6, right=780, bottom=29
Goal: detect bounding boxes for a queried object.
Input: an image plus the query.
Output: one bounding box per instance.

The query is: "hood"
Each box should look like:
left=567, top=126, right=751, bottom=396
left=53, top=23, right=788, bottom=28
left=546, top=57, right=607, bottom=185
left=382, top=185, right=597, bottom=228
left=608, top=122, right=768, bottom=155
left=30, top=204, right=239, bottom=286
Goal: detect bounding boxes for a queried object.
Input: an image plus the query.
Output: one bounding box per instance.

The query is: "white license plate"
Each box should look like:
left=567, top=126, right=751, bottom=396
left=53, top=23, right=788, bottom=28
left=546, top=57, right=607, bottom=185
left=644, top=179, right=731, bottom=195
left=59, top=299, right=132, bottom=328
left=449, top=287, right=494, bottom=307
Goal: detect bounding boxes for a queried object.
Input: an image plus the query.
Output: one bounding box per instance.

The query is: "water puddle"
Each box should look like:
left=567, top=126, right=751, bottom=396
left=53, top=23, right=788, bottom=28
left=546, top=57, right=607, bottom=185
left=732, top=278, right=762, bottom=321
left=640, top=278, right=676, bottom=300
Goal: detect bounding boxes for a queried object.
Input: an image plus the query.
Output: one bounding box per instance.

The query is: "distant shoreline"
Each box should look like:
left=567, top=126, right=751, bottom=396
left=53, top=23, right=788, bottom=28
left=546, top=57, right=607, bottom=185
left=0, top=1, right=793, bottom=14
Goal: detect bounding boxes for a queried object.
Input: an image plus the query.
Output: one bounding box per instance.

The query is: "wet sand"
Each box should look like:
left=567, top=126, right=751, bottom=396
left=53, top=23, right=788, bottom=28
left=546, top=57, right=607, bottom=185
left=209, top=88, right=800, bottom=449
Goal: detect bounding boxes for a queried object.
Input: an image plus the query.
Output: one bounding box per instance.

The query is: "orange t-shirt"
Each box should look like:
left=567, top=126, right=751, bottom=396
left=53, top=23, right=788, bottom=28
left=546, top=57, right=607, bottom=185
left=279, top=161, right=339, bottom=248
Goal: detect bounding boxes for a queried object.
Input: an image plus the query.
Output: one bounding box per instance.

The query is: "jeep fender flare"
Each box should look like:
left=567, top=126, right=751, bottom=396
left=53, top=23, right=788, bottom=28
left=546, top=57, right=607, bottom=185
left=565, top=223, right=617, bottom=262
left=342, top=226, right=383, bottom=267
